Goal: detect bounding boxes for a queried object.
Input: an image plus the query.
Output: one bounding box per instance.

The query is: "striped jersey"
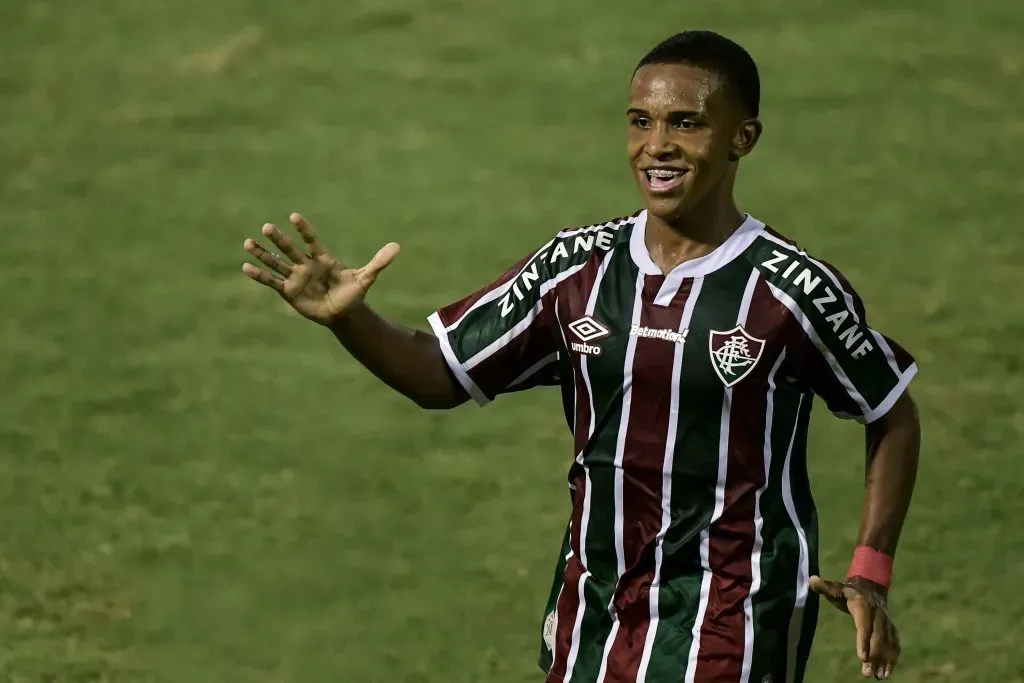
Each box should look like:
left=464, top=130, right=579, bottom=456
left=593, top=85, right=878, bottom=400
left=427, top=210, right=917, bottom=683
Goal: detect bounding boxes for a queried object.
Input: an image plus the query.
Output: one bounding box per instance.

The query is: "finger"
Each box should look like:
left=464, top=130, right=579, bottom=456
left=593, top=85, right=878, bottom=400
left=808, top=575, right=839, bottom=598
left=244, top=238, right=293, bottom=277
left=356, top=242, right=401, bottom=288
left=290, top=213, right=326, bottom=256
left=242, top=262, right=284, bottom=292
left=882, top=619, right=900, bottom=679
left=869, top=610, right=890, bottom=677
left=883, top=651, right=897, bottom=680
left=848, top=600, right=873, bottom=664
left=261, top=223, right=308, bottom=264
left=809, top=576, right=849, bottom=612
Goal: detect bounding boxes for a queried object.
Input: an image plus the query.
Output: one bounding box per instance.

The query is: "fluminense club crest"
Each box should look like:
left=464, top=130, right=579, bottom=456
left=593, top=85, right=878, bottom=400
left=708, top=326, right=765, bottom=387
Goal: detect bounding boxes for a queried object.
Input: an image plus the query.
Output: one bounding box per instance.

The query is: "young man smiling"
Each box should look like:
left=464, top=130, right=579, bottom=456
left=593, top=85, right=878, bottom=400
left=242, top=30, right=920, bottom=683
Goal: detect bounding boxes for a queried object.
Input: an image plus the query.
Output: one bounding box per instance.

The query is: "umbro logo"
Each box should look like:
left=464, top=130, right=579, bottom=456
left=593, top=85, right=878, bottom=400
left=567, top=316, right=609, bottom=356
left=568, top=316, right=610, bottom=342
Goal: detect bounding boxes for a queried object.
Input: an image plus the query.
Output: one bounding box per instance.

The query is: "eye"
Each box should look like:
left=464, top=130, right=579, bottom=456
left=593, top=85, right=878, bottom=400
left=630, top=116, right=652, bottom=129
left=674, top=119, right=699, bottom=130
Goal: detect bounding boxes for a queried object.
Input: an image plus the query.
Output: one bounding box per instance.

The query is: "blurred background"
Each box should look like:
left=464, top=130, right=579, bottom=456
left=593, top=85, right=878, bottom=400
left=2, top=0, right=1022, bottom=681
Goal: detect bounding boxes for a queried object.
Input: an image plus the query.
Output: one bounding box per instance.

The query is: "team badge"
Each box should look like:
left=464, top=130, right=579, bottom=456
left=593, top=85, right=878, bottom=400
left=708, top=326, right=765, bottom=387
left=542, top=610, right=557, bottom=652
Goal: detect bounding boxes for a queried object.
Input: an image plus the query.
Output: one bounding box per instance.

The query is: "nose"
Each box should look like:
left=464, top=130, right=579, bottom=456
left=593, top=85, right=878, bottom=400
left=643, top=123, right=679, bottom=159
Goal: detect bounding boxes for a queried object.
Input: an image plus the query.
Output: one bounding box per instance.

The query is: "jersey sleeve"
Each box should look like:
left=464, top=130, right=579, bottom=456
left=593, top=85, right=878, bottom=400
left=428, top=242, right=563, bottom=406
left=758, top=243, right=918, bottom=423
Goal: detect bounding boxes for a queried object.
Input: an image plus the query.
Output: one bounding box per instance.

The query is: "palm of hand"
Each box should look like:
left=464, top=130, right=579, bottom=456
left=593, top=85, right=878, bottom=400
left=281, top=252, right=357, bottom=322
left=242, top=213, right=400, bottom=325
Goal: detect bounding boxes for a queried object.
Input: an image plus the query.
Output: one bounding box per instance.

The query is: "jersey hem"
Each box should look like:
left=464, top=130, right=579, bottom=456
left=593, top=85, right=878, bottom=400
left=861, top=362, right=918, bottom=424
left=427, top=311, right=491, bottom=406
left=539, top=665, right=562, bottom=683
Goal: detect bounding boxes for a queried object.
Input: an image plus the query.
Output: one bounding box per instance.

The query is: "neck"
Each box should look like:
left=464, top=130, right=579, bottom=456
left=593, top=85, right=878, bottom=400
left=644, top=181, right=745, bottom=273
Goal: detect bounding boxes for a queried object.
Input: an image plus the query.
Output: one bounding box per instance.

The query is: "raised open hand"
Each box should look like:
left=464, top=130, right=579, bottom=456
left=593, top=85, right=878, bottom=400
left=810, top=575, right=900, bottom=680
left=242, top=213, right=400, bottom=325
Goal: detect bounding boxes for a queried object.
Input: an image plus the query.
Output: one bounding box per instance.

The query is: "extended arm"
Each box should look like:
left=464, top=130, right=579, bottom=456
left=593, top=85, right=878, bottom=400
left=327, top=303, right=468, bottom=410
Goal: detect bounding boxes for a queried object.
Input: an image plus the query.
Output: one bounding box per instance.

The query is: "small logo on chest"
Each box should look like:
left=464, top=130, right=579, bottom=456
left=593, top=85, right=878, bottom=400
left=567, top=316, right=610, bottom=356
left=708, top=326, right=766, bottom=387
left=630, top=325, right=688, bottom=344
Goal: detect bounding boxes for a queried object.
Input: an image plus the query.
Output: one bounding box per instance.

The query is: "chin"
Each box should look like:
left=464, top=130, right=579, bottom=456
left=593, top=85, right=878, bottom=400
left=643, top=194, right=690, bottom=221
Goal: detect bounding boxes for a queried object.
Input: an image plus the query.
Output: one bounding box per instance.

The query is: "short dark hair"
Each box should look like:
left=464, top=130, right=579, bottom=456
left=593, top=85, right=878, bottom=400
left=635, top=31, right=760, bottom=117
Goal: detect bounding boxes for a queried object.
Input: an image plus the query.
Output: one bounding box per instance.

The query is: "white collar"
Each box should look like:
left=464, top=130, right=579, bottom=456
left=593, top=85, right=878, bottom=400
left=628, top=209, right=765, bottom=278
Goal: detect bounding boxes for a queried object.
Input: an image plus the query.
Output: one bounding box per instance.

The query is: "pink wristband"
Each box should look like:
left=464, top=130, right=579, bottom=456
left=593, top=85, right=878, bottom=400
left=846, top=545, right=893, bottom=588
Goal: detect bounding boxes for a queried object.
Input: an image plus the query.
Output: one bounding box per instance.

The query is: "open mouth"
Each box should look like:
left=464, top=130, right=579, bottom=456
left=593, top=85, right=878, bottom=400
left=642, top=168, right=687, bottom=193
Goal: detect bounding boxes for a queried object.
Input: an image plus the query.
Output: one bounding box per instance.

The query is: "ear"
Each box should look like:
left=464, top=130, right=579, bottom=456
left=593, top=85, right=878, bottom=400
left=729, top=118, right=763, bottom=161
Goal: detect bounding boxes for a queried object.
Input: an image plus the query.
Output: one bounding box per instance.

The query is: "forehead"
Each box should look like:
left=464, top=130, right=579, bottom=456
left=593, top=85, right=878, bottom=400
left=628, top=63, right=727, bottom=114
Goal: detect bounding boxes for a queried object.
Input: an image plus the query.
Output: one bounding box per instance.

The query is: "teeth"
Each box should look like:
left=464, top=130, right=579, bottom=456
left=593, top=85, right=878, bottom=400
left=648, top=169, right=682, bottom=179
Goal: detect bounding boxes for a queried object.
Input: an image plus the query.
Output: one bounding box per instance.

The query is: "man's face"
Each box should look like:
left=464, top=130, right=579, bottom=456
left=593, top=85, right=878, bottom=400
left=627, top=63, right=758, bottom=221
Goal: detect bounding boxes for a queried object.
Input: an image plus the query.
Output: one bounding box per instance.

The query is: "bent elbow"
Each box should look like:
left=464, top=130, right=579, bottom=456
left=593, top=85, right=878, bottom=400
left=410, top=391, right=467, bottom=411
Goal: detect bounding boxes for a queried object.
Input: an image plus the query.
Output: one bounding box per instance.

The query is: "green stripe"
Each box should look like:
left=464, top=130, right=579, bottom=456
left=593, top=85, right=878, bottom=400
left=788, top=398, right=820, bottom=580
left=790, top=397, right=821, bottom=683
left=648, top=259, right=757, bottom=676
left=748, top=387, right=807, bottom=681
left=538, top=521, right=572, bottom=673
left=568, top=249, right=638, bottom=682
left=792, top=593, right=820, bottom=683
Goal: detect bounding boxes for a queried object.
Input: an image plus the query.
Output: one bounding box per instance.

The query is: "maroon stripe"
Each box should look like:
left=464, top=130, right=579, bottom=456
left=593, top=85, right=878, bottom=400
left=890, top=343, right=916, bottom=374
left=549, top=544, right=585, bottom=683
left=695, top=277, right=779, bottom=681
left=603, top=276, right=693, bottom=682
left=548, top=254, right=606, bottom=683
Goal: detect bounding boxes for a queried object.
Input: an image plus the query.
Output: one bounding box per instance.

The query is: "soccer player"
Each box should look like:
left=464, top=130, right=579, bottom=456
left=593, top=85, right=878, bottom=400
left=241, top=30, right=920, bottom=683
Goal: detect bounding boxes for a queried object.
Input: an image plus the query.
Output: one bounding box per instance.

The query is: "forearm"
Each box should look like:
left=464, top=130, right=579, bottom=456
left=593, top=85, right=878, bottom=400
left=327, top=303, right=468, bottom=410
left=856, top=392, right=921, bottom=557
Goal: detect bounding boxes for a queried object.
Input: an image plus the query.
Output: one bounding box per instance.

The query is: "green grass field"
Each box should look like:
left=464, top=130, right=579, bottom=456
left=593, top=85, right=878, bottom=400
left=3, top=0, right=1023, bottom=681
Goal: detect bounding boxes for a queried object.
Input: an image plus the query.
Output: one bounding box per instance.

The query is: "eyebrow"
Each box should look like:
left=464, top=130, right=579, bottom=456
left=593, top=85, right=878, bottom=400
left=626, top=107, right=705, bottom=118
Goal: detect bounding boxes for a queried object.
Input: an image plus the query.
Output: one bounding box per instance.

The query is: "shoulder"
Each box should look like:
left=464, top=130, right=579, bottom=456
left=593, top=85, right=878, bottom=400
left=548, top=212, right=638, bottom=260
left=746, top=224, right=867, bottom=321
left=525, top=211, right=639, bottom=278
left=488, top=211, right=638, bottom=316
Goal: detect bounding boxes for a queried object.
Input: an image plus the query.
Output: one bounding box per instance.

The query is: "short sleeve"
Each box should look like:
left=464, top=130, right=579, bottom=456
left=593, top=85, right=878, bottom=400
left=428, top=243, right=563, bottom=406
left=758, top=244, right=917, bottom=423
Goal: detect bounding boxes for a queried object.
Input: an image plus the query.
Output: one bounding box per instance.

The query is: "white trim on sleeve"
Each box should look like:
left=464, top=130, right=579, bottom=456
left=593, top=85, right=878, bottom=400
left=427, top=311, right=490, bottom=406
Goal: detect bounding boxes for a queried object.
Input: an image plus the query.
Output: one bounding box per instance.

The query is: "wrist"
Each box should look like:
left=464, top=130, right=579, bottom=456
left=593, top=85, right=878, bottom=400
left=846, top=545, right=893, bottom=588
left=326, top=302, right=369, bottom=330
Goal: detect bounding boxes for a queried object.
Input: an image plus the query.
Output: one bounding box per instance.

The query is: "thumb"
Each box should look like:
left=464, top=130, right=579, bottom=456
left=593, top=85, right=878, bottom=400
left=809, top=576, right=844, bottom=601
left=358, top=242, right=401, bottom=286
